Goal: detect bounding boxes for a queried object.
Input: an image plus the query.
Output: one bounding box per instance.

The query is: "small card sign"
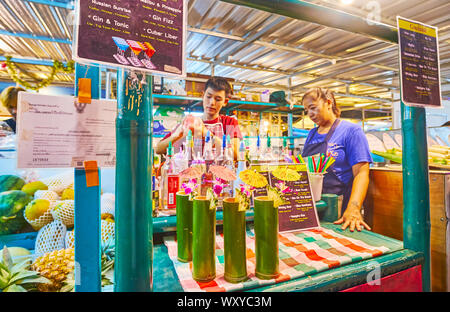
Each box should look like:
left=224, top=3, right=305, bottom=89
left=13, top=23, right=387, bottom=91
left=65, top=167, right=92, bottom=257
left=251, top=163, right=320, bottom=232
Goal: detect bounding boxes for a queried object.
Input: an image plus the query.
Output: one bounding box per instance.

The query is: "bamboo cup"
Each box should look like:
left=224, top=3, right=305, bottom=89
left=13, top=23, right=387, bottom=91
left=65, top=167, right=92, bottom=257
left=176, top=192, right=193, bottom=262
left=254, top=196, right=280, bottom=280
left=223, top=197, right=248, bottom=283
left=192, top=196, right=216, bottom=282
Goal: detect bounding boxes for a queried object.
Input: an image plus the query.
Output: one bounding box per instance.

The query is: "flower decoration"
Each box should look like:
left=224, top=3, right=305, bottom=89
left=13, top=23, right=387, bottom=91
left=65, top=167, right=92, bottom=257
left=235, top=183, right=255, bottom=212
left=274, top=181, right=292, bottom=193
left=180, top=178, right=199, bottom=200
left=266, top=182, right=291, bottom=208
left=206, top=178, right=225, bottom=210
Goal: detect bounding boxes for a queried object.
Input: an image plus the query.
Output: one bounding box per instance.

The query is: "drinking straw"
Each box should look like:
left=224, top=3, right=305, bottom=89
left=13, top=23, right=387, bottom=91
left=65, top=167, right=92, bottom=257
left=312, top=156, right=317, bottom=172
left=292, top=155, right=298, bottom=163
left=307, top=157, right=313, bottom=172
left=320, top=156, right=329, bottom=173
left=323, top=158, right=335, bottom=172
left=319, top=154, right=326, bottom=172
left=317, top=154, right=323, bottom=172
left=297, top=154, right=305, bottom=164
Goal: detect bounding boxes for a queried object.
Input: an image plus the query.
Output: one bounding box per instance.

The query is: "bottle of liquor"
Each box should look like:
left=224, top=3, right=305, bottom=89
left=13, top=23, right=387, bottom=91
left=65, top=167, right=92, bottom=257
left=201, top=131, right=214, bottom=196
left=263, top=135, right=275, bottom=162
left=222, top=135, right=235, bottom=198
left=223, top=135, right=234, bottom=169
left=160, top=141, right=179, bottom=213
left=233, top=141, right=247, bottom=197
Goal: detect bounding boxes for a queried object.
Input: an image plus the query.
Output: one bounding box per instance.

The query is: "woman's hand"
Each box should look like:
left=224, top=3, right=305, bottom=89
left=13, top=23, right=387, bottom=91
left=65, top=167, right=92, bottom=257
left=334, top=205, right=371, bottom=232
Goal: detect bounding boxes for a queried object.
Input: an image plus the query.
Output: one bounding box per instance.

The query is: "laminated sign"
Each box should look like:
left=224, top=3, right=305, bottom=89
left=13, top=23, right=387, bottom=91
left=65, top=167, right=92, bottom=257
left=16, top=92, right=116, bottom=169
left=397, top=16, right=442, bottom=108
left=73, top=0, right=186, bottom=78
left=251, top=164, right=320, bottom=233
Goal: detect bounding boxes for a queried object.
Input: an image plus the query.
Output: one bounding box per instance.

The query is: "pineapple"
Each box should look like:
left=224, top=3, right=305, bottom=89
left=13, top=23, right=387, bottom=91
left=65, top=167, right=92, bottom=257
left=59, top=238, right=115, bottom=292
left=32, top=239, right=115, bottom=292
left=0, top=246, right=50, bottom=292
left=31, top=248, right=74, bottom=292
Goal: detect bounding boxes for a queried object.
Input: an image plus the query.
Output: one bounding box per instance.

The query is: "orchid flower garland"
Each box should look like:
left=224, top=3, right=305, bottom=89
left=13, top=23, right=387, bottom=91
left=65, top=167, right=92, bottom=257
left=235, top=183, right=255, bottom=212
left=206, top=178, right=225, bottom=210
left=180, top=178, right=199, bottom=200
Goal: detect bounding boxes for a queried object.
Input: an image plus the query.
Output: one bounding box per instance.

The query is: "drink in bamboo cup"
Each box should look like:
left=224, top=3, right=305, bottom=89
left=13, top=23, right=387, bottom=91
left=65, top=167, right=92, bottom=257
left=176, top=191, right=193, bottom=262
left=223, top=197, right=248, bottom=283
left=254, top=196, right=280, bottom=279
left=192, top=196, right=216, bottom=282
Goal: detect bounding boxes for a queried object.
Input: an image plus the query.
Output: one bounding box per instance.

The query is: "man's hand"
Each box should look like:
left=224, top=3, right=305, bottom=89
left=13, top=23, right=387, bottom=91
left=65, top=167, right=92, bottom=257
left=334, top=204, right=371, bottom=232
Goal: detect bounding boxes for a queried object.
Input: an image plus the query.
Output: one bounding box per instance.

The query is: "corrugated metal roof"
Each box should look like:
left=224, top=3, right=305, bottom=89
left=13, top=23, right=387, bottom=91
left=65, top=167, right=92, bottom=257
left=0, top=0, right=448, bottom=115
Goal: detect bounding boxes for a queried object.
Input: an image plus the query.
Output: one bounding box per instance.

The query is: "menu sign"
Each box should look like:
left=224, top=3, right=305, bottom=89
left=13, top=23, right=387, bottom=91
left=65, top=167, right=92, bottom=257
left=73, top=0, right=186, bottom=77
left=252, top=164, right=320, bottom=233
left=397, top=16, right=442, bottom=108
left=16, top=92, right=117, bottom=168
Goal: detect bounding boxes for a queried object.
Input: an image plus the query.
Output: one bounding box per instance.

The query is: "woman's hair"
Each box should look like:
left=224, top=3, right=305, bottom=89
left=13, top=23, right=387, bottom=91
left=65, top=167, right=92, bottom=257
left=204, top=77, right=233, bottom=98
left=301, top=87, right=340, bottom=118
left=0, top=86, right=25, bottom=112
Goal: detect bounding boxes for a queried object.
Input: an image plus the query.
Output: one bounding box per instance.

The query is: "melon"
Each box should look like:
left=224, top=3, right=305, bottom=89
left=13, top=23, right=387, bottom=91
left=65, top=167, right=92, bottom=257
left=0, top=190, right=32, bottom=235
left=21, top=181, right=48, bottom=196
left=0, top=175, right=26, bottom=193
left=24, top=199, right=51, bottom=221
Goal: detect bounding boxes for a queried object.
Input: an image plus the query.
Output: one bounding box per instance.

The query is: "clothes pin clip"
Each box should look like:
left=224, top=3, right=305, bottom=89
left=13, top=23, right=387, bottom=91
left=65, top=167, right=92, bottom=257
left=83, top=160, right=99, bottom=187
left=75, top=78, right=92, bottom=113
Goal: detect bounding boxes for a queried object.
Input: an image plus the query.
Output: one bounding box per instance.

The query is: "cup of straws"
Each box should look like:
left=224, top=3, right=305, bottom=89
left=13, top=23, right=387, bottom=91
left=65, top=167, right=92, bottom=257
left=307, top=153, right=335, bottom=202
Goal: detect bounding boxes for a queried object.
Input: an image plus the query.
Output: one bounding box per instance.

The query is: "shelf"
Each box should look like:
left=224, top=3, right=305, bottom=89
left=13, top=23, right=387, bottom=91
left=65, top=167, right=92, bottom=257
left=151, top=94, right=304, bottom=114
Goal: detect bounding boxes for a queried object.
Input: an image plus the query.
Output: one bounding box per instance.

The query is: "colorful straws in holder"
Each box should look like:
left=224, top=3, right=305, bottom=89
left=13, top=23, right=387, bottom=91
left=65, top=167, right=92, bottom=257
left=307, top=153, right=335, bottom=173
left=285, top=153, right=306, bottom=164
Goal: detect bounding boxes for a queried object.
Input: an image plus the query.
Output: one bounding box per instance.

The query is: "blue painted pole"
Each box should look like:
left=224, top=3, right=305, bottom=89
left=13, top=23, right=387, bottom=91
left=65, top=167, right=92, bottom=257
left=400, top=103, right=431, bottom=292
left=114, top=69, right=153, bottom=291
left=74, top=63, right=102, bottom=292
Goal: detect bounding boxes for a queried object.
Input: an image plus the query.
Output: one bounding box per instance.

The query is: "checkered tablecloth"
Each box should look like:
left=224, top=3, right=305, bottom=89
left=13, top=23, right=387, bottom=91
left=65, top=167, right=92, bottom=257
left=163, top=224, right=394, bottom=292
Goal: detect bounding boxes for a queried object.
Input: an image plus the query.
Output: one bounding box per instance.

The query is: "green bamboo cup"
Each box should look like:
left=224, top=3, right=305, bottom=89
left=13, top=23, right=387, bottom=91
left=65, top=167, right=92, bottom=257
left=192, top=196, right=216, bottom=282
left=254, top=196, right=280, bottom=280
left=176, top=192, right=193, bottom=262
left=223, top=198, right=248, bottom=283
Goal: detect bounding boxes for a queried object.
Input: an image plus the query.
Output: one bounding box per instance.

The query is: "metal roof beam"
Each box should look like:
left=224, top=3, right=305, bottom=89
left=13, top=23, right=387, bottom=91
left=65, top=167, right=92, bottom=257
left=23, top=0, right=74, bottom=10
left=0, top=29, right=71, bottom=44
left=214, top=15, right=286, bottom=64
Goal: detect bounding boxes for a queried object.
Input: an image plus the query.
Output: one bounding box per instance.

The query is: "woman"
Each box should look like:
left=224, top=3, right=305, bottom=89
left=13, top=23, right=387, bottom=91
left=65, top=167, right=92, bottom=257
left=0, top=86, right=25, bottom=133
left=301, top=87, right=372, bottom=232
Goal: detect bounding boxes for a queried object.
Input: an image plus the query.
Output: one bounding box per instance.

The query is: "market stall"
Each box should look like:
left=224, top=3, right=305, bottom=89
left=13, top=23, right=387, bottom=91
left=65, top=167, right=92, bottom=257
left=0, top=0, right=448, bottom=294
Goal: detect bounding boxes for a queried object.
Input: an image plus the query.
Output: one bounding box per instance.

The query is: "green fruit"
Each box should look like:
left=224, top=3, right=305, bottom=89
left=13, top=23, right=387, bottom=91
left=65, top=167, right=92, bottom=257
left=0, top=175, right=26, bottom=193
left=21, top=181, right=48, bottom=196
left=0, top=190, right=33, bottom=235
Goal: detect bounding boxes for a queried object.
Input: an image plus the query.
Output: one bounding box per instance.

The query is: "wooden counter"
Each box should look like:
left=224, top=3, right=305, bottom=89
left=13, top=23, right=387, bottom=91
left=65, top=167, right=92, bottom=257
left=364, top=166, right=449, bottom=291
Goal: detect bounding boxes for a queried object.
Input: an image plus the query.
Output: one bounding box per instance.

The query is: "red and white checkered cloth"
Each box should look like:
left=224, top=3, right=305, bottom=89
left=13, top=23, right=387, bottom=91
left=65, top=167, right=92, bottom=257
left=163, top=225, right=393, bottom=292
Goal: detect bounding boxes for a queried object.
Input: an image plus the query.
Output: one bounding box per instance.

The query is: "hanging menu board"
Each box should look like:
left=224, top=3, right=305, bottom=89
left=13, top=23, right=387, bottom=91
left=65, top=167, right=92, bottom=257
left=252, top=164, right=320, bottom=233
left=73, top=0, right=186, bottom=77
left=397, top=16, right=442, bottom=108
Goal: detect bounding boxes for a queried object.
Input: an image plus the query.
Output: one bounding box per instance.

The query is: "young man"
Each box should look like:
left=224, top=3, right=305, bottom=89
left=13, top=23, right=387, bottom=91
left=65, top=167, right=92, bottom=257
left=155, top=77, right=242, bottom=159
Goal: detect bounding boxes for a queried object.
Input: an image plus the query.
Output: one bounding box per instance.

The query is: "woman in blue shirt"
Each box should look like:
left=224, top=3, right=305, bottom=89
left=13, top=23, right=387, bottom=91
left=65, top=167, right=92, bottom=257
left=301, top=87, right=372, bottom=232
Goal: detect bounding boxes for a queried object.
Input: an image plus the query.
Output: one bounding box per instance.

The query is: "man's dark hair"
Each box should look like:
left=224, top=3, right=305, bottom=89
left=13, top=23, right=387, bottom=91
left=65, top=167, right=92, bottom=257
left=204, top=77, right=233, bottom=98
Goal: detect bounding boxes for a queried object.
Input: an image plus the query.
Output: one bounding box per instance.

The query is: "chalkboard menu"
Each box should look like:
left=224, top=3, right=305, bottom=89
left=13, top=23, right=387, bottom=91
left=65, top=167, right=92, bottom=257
left=73, top=0, right=186, bottom=77
left=252, top=164, right=320, bottom=233
left=397, top=16, right=441, bottom=108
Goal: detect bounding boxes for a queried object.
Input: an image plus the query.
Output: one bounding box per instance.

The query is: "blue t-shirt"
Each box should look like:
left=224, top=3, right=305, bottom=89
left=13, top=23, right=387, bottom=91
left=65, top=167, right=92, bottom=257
left=305, top=120, right=372, bottom=185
